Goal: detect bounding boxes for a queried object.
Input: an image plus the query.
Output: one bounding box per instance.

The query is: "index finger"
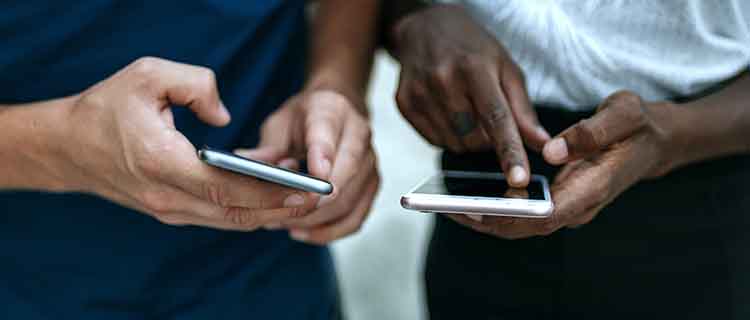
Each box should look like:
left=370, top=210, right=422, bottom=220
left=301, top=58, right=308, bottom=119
left=463, top=68, right=530, bottom=187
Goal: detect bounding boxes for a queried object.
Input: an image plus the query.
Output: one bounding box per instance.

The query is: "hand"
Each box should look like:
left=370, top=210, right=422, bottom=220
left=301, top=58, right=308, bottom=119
left=236, top=87, right=380, bottom=245
left=60, top=57, right=317, bottom=231
left=447, top=91, right=680, bottom=239
left=390, top=4, right=550, bottom=187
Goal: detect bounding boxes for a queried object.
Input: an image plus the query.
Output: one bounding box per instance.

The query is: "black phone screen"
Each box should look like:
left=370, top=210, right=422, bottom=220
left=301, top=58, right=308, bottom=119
left=414, top=173, right=546, bottom=200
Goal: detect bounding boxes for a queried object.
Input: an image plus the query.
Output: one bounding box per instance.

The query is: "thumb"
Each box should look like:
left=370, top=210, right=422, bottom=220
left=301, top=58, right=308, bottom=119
left=542, top=91, right=646, bottom=165
left=127, top=57, right=231, bottom=127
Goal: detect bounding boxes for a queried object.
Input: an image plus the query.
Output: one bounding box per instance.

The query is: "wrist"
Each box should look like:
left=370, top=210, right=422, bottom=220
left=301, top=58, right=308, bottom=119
left=0, top=96, right=78, bottom=192
left=305, top=73, right=368, bottom=115
left=388, top=4, right=462, bottom=61
left=649, top=100, right=717, bottom=176
left=640, top=101, right=690, bottom=178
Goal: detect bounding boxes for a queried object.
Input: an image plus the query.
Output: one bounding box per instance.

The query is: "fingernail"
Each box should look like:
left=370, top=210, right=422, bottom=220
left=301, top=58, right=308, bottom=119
left=545, top=137, right=568, bottom=163
left=264, top=223, right=282, bottom=230
left=537, top=126, right=551, bottom=140
left=279, top=159, right=297, bottom=169
left=284, top=194, right=306, bottom=208
left=467, top=214, right=483, bottom=222
left=290, top=230, right=309, bottom=241
left=510, top=166, right=527, bottom=185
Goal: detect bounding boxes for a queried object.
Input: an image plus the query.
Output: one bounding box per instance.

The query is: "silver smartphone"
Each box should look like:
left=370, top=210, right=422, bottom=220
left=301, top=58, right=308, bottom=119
left=401, top=171, right=553, bottom=218
left=198, top=148, right=333, bottom=195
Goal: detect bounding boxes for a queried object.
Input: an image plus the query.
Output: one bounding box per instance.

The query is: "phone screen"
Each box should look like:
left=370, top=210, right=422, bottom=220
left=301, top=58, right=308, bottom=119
left=414, top=173, right=546, bottom=200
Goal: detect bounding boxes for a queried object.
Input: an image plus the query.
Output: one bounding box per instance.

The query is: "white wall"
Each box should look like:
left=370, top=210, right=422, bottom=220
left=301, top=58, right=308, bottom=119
left=332, top=54, right=438, bottom=320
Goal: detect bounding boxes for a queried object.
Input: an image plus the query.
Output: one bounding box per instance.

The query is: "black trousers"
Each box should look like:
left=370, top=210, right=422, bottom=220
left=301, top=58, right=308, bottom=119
left=425, top=107, right=750, bottom=319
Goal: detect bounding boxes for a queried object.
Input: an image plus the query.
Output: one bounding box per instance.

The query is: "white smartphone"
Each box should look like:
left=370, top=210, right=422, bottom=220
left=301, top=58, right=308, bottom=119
left=198, top=147, right=333, bottom=195
left=401, top=171, right=553, bottom=218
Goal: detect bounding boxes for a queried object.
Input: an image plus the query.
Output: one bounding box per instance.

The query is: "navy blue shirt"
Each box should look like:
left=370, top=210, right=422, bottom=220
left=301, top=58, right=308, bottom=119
left=0, top=1, right=338, bottom=319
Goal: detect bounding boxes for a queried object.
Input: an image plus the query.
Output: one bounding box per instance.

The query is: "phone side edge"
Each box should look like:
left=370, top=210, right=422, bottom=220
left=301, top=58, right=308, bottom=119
left=199, top=149, right=334, bottom=195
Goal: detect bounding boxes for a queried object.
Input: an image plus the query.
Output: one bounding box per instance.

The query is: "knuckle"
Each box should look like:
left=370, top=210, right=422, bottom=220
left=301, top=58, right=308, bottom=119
left=609, top=90, right=643, bottom=108
left=287, top=207, right=309, bottom=219
left=573, top=119, right=600, bottom=148
left=457, top=53, right=487, bottom=72
left=499, top=140, right=523, bottom=165
left=202, top=182, right=232, bottom=207
left=318, top=90, right=350, bottom=111
left=486, top=105, right=509, bottom=127
left=431, top=63, right=458, bottom=89
left=257, top=192, right=276, bottom=209
left=223, top=207, right=259, bottom=228
left=608, top=91, right=649, bottom=126
left=130, top=57, right=162, bottom=77
left=195, top=67, right=218, bottom=92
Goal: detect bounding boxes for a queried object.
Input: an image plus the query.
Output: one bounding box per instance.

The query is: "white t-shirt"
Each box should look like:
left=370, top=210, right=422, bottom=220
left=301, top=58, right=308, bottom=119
left=457, top=0, right=750, bottom=110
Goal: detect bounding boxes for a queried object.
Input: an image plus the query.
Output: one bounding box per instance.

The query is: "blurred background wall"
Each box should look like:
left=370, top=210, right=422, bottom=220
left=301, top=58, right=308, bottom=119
left=331, top=53, right=438, bottom=319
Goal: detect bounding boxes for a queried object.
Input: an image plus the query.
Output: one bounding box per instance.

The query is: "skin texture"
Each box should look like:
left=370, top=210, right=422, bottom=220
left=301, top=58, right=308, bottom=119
left=0, top=57, right=318, bottom=231
left=388, top=4, right=551, bottom=188
left=234, top=0, right=381, bottom=245
left=387, top=2, right=750, bottom=239
left=451, top=78, right=750, bottom=239
left=235, top=89, right=379, bottom=245
left=0, top=0, right=381, bottom=240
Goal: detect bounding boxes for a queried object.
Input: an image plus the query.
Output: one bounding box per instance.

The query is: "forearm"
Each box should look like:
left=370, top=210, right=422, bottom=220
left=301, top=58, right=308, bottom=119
left=307, top=0, right=380, bottom=102
left=669, top=72, right=750, bottom=170
left=0, top=98, right=73, bottom=192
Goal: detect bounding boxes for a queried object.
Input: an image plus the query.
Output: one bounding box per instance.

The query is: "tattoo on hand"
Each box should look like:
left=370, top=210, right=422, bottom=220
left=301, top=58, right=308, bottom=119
left=451, top=111, right=477, bottom=136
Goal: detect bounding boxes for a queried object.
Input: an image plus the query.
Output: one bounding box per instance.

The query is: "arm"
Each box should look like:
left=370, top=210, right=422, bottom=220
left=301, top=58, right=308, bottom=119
left=306, top=0, right=380, bottom=110
left=668, top=73, right=750, bottom=171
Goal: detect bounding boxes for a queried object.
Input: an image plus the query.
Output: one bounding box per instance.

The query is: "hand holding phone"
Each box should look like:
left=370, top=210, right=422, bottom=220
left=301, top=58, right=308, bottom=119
left=401, top=171, right=553, bottom=218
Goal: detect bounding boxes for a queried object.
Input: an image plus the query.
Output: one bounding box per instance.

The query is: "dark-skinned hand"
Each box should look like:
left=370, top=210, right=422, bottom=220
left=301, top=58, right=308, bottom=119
left=390, top=4, right=551, bottom=187
left=449, top=91, right=681, bottom=239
